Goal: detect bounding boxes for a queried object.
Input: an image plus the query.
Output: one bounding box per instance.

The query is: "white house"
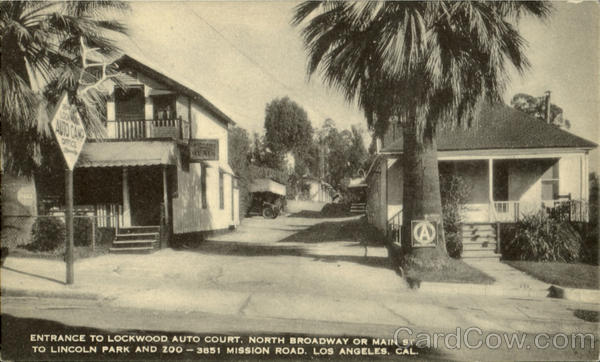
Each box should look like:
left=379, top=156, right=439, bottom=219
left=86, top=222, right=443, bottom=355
left=366, top=103, right=596, bottom=258
left=74, top=55, right=240, bottom=251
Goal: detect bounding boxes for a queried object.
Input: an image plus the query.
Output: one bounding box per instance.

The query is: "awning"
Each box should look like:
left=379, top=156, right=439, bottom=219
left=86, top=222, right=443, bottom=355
left=76, top=141, right=179, bottom=168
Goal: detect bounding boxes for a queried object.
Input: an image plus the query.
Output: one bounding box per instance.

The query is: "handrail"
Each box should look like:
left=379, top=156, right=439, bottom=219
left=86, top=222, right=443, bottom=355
left=387, top=208, right=403, bottom=224
left=101, top=117, right=188, bottom=140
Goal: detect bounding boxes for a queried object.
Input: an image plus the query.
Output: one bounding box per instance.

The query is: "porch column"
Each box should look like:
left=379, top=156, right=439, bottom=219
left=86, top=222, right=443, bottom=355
left=488, top=158, right=494, bottom=222
left=122, top=168, right=131, bottom=226
left=162, top=166, right=169, bottom=224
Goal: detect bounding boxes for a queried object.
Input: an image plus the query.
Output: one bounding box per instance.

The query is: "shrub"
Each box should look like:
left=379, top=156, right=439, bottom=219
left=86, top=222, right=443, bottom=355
left=31, top=217, right=66, bottom=252
left=440, top=174, right=471, bottom=258
left=502, top=213, right=582, bottom=262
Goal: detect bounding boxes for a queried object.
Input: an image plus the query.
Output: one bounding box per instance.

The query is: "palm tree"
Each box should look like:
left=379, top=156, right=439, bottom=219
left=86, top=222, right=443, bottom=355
left=293, top=1, right=551, bottom=267
left=1, top=0, right=129, bottom=176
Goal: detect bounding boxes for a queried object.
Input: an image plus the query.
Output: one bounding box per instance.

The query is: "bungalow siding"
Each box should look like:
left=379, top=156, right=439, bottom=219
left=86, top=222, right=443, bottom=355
left=172, top=100, right=236, bottom=234
left=368, top=150, right=590, bottom=231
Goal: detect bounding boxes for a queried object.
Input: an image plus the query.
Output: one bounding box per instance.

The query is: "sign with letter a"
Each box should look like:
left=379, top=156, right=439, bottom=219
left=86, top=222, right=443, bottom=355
left=411, top=220, right=438, bottom=248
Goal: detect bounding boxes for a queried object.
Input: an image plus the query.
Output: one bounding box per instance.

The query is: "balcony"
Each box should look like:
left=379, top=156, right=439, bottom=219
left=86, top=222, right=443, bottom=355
left=103, top=117, right=188, bottom=140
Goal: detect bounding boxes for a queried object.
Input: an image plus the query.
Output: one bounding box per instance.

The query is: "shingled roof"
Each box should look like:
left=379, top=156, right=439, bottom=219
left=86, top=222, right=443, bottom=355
left=381, top=103, right=597, bottom=153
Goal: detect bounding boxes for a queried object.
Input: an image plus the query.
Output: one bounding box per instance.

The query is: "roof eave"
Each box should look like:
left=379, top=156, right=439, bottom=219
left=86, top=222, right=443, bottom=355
left=116, top=55, right=236, bottom=127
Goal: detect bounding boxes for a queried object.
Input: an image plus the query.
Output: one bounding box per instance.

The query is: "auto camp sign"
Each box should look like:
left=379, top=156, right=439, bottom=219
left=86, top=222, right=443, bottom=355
left=50, top=93, right=86, bottom=170
left=411, top=219, right=438, bottom=248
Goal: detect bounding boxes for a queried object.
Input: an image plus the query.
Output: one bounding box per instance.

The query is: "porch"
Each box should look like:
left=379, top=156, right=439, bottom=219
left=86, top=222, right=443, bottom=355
left=74, top=141, right=180, bottom=251
left=439, top=157, right=589, bottom=223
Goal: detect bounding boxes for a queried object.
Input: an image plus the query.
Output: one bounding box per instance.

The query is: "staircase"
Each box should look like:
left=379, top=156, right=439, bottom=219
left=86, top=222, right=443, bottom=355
left=350, top=203, right=366, bottom=214
left=461, top=223, right=500, bottom=260
left=109, top=226, right=160, bottom=254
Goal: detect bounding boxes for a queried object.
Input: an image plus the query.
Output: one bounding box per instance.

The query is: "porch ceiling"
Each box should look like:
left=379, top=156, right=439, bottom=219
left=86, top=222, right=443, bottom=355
left=76, top=141, right=178, bottom=168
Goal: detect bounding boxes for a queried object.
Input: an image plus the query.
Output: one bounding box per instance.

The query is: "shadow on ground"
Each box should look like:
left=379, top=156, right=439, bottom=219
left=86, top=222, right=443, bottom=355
left=279, top=218, right=386, bottom=246
left=1, top=266, right=65, bottom=285
left=1, top=314, right=443, bottom=360
left=179, top=241, right=391, bottom=270
left=288, top=210, right=356, bottom=218
left=177, top=217, right=392, bottom=270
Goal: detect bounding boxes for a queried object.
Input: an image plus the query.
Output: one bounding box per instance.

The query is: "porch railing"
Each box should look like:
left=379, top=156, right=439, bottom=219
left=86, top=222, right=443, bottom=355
left=387, top=208, right=402, bottom=245
left=103, top=117, right=188, bottom=140
left=491, top=201, right=520, bottom=223
left=543, top=199, right=589, bottom=222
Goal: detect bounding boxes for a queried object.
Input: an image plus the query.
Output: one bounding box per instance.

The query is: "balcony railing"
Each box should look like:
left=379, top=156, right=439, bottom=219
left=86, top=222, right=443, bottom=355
left=104, top=117, right=188, bottom=140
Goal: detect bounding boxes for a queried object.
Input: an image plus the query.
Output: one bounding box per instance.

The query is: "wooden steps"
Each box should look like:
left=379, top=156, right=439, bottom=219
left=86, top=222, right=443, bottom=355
left=110, top=226, right=160, bottom=253
left=350, top=203, right=366, bottom=214
left=461, top=223, right=500, bottom=260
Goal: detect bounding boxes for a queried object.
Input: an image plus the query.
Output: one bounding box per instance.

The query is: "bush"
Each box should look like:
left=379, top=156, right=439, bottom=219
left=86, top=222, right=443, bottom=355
left=31, top=217, right=66, bottom=252
left=440, top=174, right=471, bottom=258
left=502, top=213, right=582, bottom=262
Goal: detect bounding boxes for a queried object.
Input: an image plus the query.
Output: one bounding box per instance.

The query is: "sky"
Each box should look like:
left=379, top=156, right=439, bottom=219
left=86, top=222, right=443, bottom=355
left=119, top=1, right=599, bottom=171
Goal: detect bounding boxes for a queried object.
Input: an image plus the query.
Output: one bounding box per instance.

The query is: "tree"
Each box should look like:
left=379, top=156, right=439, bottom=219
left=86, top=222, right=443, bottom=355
left=250, top=132, right=285, bottom=171
left=1, top=1, right=129, bottom=176
left=294, top=1, right=551, bottom=268
left=264, top=96, right=314, bottom=155
left=316, top=120, right=367, bottom=192
left=511, top=92, right=571, bottom=129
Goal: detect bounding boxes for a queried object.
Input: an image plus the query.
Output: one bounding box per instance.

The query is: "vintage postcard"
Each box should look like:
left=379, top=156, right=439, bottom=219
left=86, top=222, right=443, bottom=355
left=1, top=1, right=598, bottom=360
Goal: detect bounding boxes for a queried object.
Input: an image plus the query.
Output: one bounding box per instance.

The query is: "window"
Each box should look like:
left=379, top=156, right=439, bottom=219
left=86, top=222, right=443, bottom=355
left=115, top=86, right=144, bottom=121
left=201, top=165, right=207, bottom=209
left=152, top=95, right=176, bottom=120
left=219, top=171, right=224, bottom=210
left=541, top=161, right=559, bottom=200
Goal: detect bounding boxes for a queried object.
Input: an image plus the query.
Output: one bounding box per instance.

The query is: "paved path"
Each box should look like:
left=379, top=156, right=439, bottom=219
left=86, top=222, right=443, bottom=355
left=463, top=259, right=550, bottom=290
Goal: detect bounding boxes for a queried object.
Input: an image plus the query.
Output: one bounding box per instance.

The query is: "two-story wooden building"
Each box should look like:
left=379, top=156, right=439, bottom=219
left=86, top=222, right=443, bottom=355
left=74, top=55, right=239, bottom=252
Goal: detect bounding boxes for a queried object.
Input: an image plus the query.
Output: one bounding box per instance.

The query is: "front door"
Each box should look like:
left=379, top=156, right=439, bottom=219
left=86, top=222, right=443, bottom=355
left=129, top=167, right=162, bottom=226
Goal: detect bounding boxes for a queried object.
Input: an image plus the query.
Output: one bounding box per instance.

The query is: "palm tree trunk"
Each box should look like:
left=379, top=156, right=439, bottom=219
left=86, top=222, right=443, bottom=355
left=396, top=119, right=448, bottom=268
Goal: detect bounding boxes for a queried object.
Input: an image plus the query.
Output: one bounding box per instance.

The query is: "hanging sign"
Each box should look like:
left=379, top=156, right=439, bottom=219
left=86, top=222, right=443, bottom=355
left=50, top=92, right=87, bottom=170
left=189, top=139, right=219, bottom=162
left=411, top=219, right=438, bottom=248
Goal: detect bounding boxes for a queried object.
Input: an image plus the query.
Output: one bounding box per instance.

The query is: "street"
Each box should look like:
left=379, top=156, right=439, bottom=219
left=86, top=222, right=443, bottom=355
left=2, top=215, right=599, bottom=360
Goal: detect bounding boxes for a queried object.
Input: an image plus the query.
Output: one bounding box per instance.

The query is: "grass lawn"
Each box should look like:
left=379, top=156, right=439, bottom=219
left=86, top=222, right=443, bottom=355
left=504, top=260, right=599, bottom=290
left=405, top=258, right=495, bottom=285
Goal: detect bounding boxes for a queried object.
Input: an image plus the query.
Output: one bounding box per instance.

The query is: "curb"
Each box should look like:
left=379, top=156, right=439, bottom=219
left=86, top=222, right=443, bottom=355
left=548, top=285, right=600, bottom=304
left=1, top=287, right=100, bottom=301
left=415, top=282, right=549, bottom=299
left=415, top=282, right=600, bottom=304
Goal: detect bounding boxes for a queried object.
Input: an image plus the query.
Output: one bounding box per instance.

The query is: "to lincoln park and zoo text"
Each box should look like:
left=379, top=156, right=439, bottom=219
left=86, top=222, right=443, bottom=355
left=28, top=334, right=418, bottom=356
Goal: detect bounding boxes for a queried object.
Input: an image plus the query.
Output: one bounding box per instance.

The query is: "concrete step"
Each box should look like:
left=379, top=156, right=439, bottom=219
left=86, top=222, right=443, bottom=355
left=462, top=233, right=496, bottom=240
left=118, top=226, right=160, bottom=234
left=115, top=232, right=159, bottom=241
left=461, top=226, right=496, bottom=233
left=112, top=239, right=157, bottom=245
left=463, top=242, right=497, bottom=250
left=462, top=249, right=500, bottom=259
left=109, top=246, right=157, bottom=254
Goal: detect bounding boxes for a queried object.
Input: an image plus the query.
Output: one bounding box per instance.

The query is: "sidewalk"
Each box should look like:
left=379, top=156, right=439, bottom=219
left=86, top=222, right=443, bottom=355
left=2, top=251, right=598, bottom=336
left=417, top=259, right=600, bottom=304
